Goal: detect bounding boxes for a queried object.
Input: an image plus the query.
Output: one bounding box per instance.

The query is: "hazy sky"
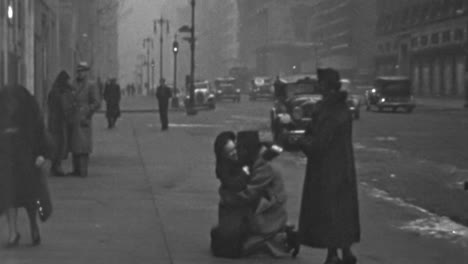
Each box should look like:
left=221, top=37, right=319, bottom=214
left=118, top=0, right=164, bottom=86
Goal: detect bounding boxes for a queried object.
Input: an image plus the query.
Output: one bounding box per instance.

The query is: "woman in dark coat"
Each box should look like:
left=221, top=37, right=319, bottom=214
left=0, top=85, right=52, bottom=247
left=47, top=71, right=74, bottom=176
left=211, top=131, right=251, bottom=258
left=298, top=68, right=360, bottom=264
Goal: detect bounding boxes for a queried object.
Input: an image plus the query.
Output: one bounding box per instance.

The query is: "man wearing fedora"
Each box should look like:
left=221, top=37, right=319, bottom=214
left=297, top=68, right=360, bottom=264
left=68, top=62, right=101, bottom=177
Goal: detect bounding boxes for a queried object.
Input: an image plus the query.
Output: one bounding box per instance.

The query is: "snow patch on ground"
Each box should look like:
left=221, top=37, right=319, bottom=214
left=363, top=183, right=468, bottom=247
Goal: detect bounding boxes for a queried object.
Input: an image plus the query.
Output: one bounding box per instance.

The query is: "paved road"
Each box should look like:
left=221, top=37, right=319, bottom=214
left=1, top=96, right=467, bottom=263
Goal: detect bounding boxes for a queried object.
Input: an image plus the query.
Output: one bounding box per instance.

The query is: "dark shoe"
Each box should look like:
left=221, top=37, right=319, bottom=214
left=285, top=225, right=300, bottom=258
left=31, top=229, right=41, bottom=246
left=5, top=233, right=20, bottom=248
left=324, top=256, right=342, bottom=264
left=51, top=169, right=66, bottom=177
left=342, top=255, right=357, bottom=264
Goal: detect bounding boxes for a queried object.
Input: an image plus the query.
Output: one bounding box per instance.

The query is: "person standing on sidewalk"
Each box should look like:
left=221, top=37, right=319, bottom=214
left=0, top=85, right=52, bottom=247
left=103, top=78, right=122, bottom=129
left=68, top=62, right=101, bottom=177
left=47, top=71, right=74, bottom=176
left=156, top=78, right=172, bottom=131
left=297, top=68, right=360, bottom=264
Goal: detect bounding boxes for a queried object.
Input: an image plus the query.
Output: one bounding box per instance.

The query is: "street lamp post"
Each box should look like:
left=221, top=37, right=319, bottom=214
left=151, top=59, right=155, bottom=93
left=143, top=37, right=153, bottom=95
left=178, top=0, right=197, bottom=115
left=172, top=35, right=179, bottom=108
left=154, top=17, right=170, bottom=82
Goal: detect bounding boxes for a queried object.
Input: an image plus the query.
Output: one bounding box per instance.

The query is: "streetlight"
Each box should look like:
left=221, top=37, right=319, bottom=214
left=7, top=2, right=13, bottom=25
left=178, top=0, right=197, bottom=115
left=154, top=16, right=170, bottom=82
left=143, top=37, right=153, bottom=95
left=171, top=35, right=179, bottom=108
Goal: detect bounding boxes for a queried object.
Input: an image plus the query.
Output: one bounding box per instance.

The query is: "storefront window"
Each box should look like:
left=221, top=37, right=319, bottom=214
left=431, top=33, right=439, bottom=44
left=421, top=35, right=429, bottom=46
left=442, top=30, right=451, bottom=42
left=454, top=28, right=464, bottom=41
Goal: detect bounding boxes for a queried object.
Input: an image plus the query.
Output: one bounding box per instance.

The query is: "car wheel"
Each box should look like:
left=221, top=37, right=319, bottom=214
left=406, top=106, right=414, bottom=113
left=378, top=106, right=383, bottom=112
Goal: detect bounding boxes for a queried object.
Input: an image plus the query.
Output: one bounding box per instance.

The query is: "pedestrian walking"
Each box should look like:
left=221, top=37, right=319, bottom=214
left=103, top=78, right=122, bottom=129
left=297, top=68, right=360, bottom=264
left=156, top=78, right=172, bottom=131
left=68, top=62, right=101, bottom=177
left=47, top=71, right=74, bottom=176
left=0, top=85, right=52, bottom=247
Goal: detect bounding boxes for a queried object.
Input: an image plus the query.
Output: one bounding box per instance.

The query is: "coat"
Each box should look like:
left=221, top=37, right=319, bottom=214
left=47, top=77, right=74, bottom=160
left=211, top=161, right=251, bottom=259
left=0, top=85, right=52, bottom=212
left=238, top=158, right=288, bottom=236
left=156, top=85, right=172, bottom=108
left=70, top=78, right=101, bottom=154
left=297, top=91, right=360, bottom=248
left=103, top=82, right=121, bottom=119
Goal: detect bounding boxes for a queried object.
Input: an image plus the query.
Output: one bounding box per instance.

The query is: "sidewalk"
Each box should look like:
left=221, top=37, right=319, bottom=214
left=0, top=115, right=171, bottom=263
left=99, top=95, right=185, bottom=113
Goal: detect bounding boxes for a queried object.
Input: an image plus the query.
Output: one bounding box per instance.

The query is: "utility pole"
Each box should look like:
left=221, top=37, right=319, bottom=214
left=154, top=16, right=170, bottom=82
left=178, top=0, right=197, bottom=115
left=151, top=59, right=155, bottom=93
left=143, top=37, right=153, bottom=95
left=172, top=34, right=179, bottom=108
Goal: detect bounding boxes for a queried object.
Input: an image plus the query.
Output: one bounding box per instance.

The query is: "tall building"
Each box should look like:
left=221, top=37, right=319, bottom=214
left=307, top=0, right=377, bottom=80
left=375, top=0, right=468, bottom=97
left=237, top=0, right=318, bottom=76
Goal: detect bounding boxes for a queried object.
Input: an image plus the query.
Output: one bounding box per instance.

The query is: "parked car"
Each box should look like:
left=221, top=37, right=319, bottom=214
left=365, top=76, right=416, bottom=113
left=270, top=74, right=321, bottom=149
left=185, top=80, right=216, bottom=110
left=214, top=77, right=241, bottom=103
left=341, top=79, right=362, bottom=120
left=249, top=76, right=274, bottom=101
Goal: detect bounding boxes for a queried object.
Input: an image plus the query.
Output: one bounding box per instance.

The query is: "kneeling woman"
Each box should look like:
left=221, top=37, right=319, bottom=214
left=211, top=131, right=299, bottom=258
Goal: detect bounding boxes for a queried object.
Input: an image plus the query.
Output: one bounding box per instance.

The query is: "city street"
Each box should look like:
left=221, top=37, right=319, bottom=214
left=1, top=96, right=467, bottom=263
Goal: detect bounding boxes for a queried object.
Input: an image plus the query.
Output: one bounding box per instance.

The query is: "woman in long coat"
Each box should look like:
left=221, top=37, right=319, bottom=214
left=69, top=64, right=101, bottom=177
left=47, top=71, right=74, bottom=176
left=0, top=85, right=52, bottom=247
left=298, top=68, right=360, bottom=264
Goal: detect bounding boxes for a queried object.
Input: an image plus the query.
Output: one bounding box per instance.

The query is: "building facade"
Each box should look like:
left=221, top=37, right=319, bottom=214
left=307, top=0, right=377, bottom=80
left=237, top=0, right=320, bottom=76
left=375, top=0, right=468, bottom=97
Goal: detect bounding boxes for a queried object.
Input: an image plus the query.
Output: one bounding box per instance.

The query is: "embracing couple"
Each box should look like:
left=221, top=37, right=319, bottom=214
left=210, top=130, right=300, bottom=259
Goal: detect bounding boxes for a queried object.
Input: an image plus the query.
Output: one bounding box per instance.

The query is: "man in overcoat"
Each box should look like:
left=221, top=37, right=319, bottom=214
left=69, top=62, right=101, bottom=177
left=297, top=68, right=360, bottom=264
left=103, top=78, right=122, bottom=129
left=156, top=78, right=172, bottom=131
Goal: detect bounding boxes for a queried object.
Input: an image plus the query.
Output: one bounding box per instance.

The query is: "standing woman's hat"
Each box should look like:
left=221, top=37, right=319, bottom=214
left=237, top=130, right=261, bottom=150
left=317, top=68, right=341, bottom=90
left=77, top=62, right=91, bottom=72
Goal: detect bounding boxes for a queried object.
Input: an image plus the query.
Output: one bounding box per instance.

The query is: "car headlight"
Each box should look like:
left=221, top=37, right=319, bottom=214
left=380, top=98, right=386, bottom=103
left=372, top=89, right=377, bottom=93
left=278, top=113, right=292, bottom=124
left=236, top=89, right=241, bottom=93
left=217, top=90, right=222, bottom=94
left=292, top=106, right=303, bottom=120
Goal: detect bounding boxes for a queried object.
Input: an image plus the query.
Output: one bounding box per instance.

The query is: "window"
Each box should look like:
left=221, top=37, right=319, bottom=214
left=411, top=37, right=418, bottom=48
left=442, top=30, right=451, bottom=42
left=454, top=28, right=464, bottom=41
left=421, top=35, right=429, bottom=46
left=386, top=42, right=391, bottom=52
left=431, top=33, right=439, bottom=44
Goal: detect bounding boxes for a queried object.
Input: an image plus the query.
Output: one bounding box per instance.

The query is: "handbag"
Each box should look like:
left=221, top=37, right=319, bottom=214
left=36, top=163, right=53, bottom=222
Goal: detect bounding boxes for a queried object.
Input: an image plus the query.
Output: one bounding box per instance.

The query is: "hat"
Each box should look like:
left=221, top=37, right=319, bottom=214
left=237, top=130, right=261, bottom=150
left=77, top=62, right=91, bottom=72
left=317, top=68, right=341, bottom=90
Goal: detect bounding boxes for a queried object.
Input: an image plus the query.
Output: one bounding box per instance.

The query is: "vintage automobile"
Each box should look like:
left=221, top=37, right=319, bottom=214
left=341, top=79, right=362, bottom=120
left=270, top=74, right=321, bottom=148
left=185, top=80, right=216, bottom=110
left=249, top=76, right=274, bottom=101
left=214, top=77, right=241, bottom=102
left=365, top=76, right=416, bottom=113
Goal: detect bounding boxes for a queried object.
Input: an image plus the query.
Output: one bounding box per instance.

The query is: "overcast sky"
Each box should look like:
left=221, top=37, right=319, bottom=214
left=118, top=0, right=164, bottom=86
